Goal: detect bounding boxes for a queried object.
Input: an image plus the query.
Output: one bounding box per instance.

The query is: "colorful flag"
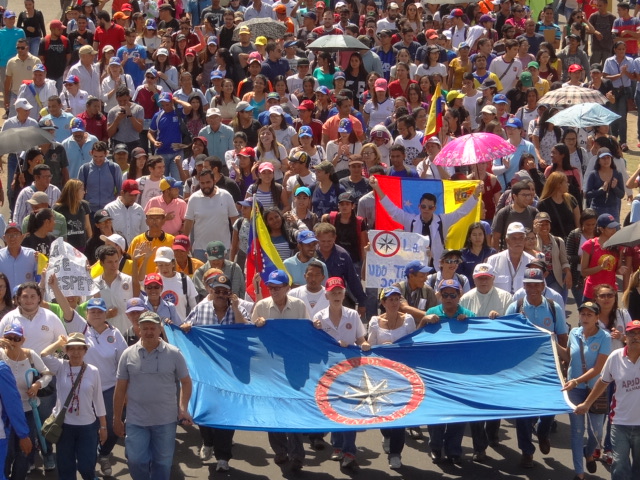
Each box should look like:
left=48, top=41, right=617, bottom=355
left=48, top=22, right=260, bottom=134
left=425, top=83, right=444, bottom=139
left=245, top=200, right=288, bottom=300
left=165, top=317, right=572, bottom=431
left=374, top=176, right=480, bottom=249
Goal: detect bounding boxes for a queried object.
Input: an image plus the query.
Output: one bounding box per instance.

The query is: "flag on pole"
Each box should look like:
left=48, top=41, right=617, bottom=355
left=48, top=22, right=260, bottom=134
left=425, top=83, right=444, bottom=140
left=245, top=200, right=288, bottom=300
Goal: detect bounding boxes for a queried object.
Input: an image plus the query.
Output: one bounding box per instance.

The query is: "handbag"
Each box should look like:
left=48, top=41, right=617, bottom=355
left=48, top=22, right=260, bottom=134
left=578, top=338, right=609, bottom=415
left=27, top=351, right=55, bottom=397
left=41, top=364, right=86, bottom=444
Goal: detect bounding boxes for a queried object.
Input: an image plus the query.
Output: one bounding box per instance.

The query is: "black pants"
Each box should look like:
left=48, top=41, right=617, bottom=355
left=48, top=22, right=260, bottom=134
left=198, top=426, right=234, bottom=461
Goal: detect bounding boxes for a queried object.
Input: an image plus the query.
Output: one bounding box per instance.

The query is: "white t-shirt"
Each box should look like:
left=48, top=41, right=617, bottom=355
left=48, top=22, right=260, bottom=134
left=489, top=55, right=523, bottom=93
left=415, top=63, right=447, bottom=78
left=0, top=308, right=67, bottom=356
left=367, top=314, right=416, bottom=345
left=394, top=132, right=425, bottom=167
left=486, top=250, right=535, bottom=294
left=159, top=272, right=198, bottom=322
left=363, top=98, right=395, bottom=130
left=185, top=188, right=238, bottom=250
left=139, top=177, right=162, bottom=209
left=459, top=287, right=513, bottom=317
left=313, top=306, right=366, bottom=345
left=600, top=347, right=640, bottom=426
left=94, top=272, right=134, bottom=334
left=289, top=286, right=330, bottom=318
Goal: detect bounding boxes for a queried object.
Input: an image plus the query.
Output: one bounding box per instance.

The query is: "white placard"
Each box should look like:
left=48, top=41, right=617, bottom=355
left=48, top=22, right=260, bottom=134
left=45, top=238, right=99, bottom=297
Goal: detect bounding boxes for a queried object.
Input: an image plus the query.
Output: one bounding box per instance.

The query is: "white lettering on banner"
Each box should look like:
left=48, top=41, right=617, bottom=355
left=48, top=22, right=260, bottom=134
left=365, top=230, right=429, bottom=289
left=45, top=238, right=99, bottom=298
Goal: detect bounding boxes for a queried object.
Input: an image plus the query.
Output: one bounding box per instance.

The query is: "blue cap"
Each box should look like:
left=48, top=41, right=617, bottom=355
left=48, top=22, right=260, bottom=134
left=303, top=11, right=317, bottom=20
left=295, top=186, right=312, bottom=197
left=404, top=260, right=432, bottom=276
left=238, top=198, right=254, bottom=207
left=297, top=230, right=317, bottom=243
left=597, top=213, right=620, bottom=229
left=333, top=71, right=346, bottom=81
left=3, top=321, right=24, bottom=337
left=438, top=278, right=462, bottom=291
left=70, top=117, right=85, bottom=133
left=207, top=36, right=218, bottom=45
left=125, top=297, right=147, bottom=313
left=298, top=125, right=313, bottom=138
left=266, top=269, right=289, bottom=286
left=109, top=57, right=122, bottom=66
left=338, top=118, right=352, bottom=134
left=210, top=70, right=223, bottom=80
left=458, top=41, right=470, bottom=49
left=145, top=67, right=158, bottom=78
left=522, top=268, right=545, bottom=283
left=87, top=298, right=107, bottom=311
left=315, top=86, right=330, bottom=96
left=33, top=64, right=46, bottom=73
left=284, top=40, right=297, bottom=48
left=493, top=94, right=508, bottom=104
left=381, top=286, right=402, bottom=298
left=505, top=117, right=522, bottom=129
left=3, top=10, right=16, bottom=18
left=145, top=19, right=157, bottom=30
left=158, top=92, right=173, bottom=103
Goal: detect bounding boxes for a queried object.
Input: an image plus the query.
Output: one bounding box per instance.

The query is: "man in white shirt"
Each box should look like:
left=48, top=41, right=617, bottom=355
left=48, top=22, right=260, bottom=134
left=93, top=245, right=133, bottom=333
left=376, top=3, right=400, bottom=34
left=68, top=44, right=102, bottom=99
left=183, top=169, right=238, bottom=262
left=460, top=263, right=513, bottom=317
left=288, top=260, right=330, bottom=317
left=488, top=38, right=522, bottom=93
left=487, top=222, right=535, bottom=294
left=104, top=176, right=147, bottom=246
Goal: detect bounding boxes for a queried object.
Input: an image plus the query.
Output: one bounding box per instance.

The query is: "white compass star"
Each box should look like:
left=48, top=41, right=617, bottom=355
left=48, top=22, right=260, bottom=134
left=342, top=369, right=396, bottom=416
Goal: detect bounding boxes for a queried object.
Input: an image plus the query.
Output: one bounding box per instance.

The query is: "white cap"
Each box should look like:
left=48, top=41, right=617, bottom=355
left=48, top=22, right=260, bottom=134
left=156, top=48, right=169, bottom=57
left=473, top=263, right=495, bottom=278
left=99, top=233, right=126, bottom=252
left=269, top=105, right=284, bottom=116
left=388, top=2, right=400, bottom=9
left=206, top=107, right=221, bottom=117
left=506, top=222, right=526, bottom=236
left=335, top=1, right=347, bottom=8
left=154, top=246, right=175, bottom=263
left=14, top=98, right=34, bottom=111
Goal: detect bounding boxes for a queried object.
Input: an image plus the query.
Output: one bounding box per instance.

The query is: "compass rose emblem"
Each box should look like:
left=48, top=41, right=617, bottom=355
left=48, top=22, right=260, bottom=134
left=372, top=231, right=400, bottom=258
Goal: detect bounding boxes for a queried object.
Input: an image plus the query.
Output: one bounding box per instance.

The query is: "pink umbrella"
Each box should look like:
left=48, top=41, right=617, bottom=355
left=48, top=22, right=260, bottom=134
left=432, top=132, right=517, bottom=167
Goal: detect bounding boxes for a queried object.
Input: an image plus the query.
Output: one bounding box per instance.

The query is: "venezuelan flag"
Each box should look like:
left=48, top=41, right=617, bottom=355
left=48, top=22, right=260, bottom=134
left=374, top=176, right=480, bottom=249
left=425, top=83, right=444, bottom=140
left=245, top=200, right=289, bottom=300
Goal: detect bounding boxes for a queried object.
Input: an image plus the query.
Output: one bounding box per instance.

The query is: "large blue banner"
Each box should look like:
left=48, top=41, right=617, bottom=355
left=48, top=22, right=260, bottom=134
left=165, top=316, right=572, bottom=432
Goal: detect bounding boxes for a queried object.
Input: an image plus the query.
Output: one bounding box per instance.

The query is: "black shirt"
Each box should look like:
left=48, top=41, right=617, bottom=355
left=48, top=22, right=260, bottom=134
left=68, top=30, right=95, bottom=65
left=236, top=119, right=262, bottom=148
left=21, top=233, right=55, bottom=256
left=334, top=213, right=367, bottom=263
left=38, top=36, right=70, bottom=79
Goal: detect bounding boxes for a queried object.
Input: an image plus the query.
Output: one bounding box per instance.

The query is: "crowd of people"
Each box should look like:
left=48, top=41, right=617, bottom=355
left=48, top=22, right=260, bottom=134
left=0, top=0, right=640, bottom=479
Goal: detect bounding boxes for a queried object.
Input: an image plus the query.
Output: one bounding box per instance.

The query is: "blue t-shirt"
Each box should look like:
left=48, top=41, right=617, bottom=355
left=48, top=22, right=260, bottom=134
left=150, top=109, right=183, bottom=155
left=0, top=27, right=26, bottom=67
left=117, top=45, right=148, bottom=88
left=311, top=183, right=345, bottom=217
left=426, top=303, right=475, bottom=320
left=505, top=297, right=567, bottom=335
left=566, top=327, right=611, bottom=389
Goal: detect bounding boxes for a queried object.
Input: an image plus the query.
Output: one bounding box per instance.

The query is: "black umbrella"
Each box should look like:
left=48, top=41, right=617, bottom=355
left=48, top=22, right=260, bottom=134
left=603, top=222, right=640, bottom=248
left=0, top=127, right=55, bottom=155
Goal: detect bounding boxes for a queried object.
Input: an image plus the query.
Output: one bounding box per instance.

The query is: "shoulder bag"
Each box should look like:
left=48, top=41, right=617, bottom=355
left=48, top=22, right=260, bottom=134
left=578, top=338, right=609, bottom=415
left=41, top=363, right=86, bottom=444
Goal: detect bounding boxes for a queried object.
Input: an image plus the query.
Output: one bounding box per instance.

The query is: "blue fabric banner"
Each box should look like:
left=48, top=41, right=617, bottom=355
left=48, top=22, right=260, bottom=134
left=165, top=316, right=572, bottom=432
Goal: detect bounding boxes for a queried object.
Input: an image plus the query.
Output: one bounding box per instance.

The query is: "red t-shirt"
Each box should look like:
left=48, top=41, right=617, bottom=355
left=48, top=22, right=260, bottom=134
left=94, top=23, right=126, bottom=59
left=582, top=237, right=620, bottom=299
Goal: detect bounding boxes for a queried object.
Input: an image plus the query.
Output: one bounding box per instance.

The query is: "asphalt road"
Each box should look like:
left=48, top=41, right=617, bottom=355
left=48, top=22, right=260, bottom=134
left=0, top=1, right=632, bottom=479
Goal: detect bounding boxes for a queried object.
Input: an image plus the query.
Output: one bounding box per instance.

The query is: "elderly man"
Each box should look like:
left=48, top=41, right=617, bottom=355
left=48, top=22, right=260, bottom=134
left=15, top=64, right=57, bottom=120
left=0, top=223, right=37, bottom=289
left=21, top=191, right=67, bottom=239
left=198, top=108, right=234, bottom=160
left=1, top=98, right=38, bottom=195
left=144, top=177, right=187, bottom=236
left=506, top=267, right=567, bottom=468
left=487, top=222, right=535, bottom=294
left=193, top=241, right=244, bottom=299
left=67, top=44, right=101, bottom=99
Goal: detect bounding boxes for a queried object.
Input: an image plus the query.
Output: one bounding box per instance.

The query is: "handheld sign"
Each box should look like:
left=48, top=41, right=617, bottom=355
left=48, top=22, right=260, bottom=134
left=45, top=238, right=99, bottom=297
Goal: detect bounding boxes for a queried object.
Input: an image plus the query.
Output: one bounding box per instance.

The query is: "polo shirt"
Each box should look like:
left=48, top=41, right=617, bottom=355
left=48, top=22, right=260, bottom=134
left=128, top=232, right=175, bottom=275
left=61, top=134, right=99, bottom=179
left=197, top=123, right=234, bottom=160
left=184, top=188, right=237, bottom=251
left=94, top=272, right=134, bottom=334
left=0, top=27, right=26, bottom=67
left=149, top=109, right=182, bottom=155
left=486, top=250, right=535, bottom=294
left=612, top=17, right=640, bottom=56
left=313, top=306, right=366, bottom=345
left=600, top=347, right=640, bottom=426
left=67, top=61, right=102, bottom=98
left=144, top=195, right=187, bottom=236
left=505, top=296, right=567, bottom=334
left=83, top=321, right=128, bottom=390
left=41, top=112, right=75, bottom=143
left=260, top=58, right=290, bottom=82
left=251, top=295, right=310, bottom=321
left=426, top=303, right=476, bottom=320
left=0, top=307, right=66, bottom=355
left=94, top=23, right=126, bottom=58
left=566, top=327, right=611, bottom=390
left=116, top=339, right=189, bottom=426
left=289, top=286, right=330, bottom=318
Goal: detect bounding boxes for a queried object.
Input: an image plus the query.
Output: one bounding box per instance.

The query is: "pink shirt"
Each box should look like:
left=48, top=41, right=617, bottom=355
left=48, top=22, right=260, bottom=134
left=144, top=195, right=187, bottom=236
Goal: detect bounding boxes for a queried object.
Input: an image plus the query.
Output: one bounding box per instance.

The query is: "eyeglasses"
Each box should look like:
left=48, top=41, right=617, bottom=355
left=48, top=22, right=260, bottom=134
left=443, top=259, right=461, bottom=265
left=4, top=336, right=22, bottom=342
left=145, top=285, right=162, bottom=290
left=441, top=292, right=458, bottom=299
left=598, top=293, right=615, bottom=299
left=212, top=288, right=230, bottom=295
left=420, top=204, right=436, bottom=210
left=518, top=193, right=533, bottom=198
left=16, top=46, right=27, bottom=50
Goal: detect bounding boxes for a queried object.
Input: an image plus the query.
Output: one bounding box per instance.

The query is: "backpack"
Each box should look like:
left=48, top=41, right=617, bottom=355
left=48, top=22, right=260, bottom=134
left=516, top=297, right=557, bottom=328
left=427, top=273, right=467, bottom=290
left=79, top=161, right=119, bottom=197
left=44, top=34, right=69, bottom=51
left=179, top=272, right=192, bottom=315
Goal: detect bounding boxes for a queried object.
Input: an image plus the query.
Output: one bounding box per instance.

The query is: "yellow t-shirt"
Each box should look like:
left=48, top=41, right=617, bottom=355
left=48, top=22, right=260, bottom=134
left=175, top=257, right=205, bottom=278
left=127, top=232, right=176, bottom=276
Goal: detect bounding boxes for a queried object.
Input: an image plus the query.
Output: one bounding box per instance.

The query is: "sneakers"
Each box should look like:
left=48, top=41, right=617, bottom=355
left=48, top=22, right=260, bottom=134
left=341, top=453, right=358, bottom=470
left=330, top=449, right=344, bottom=461
left=311, top=438, right=325, bottom=450
left=430, top=449, right=443, bottom=464
left=472, top=450, right=487, bottom=462
left=407, top=427, right=424, bottom=439
left=43, top=453, right=56, bottom=472
left=382, top=437, right=390, bottom=454
left=389, top=455, right=402, bottom=469
left=216, top=459, right=229, bottom=471
left=98, top=455, right=112, bottom=476
left=602, top=450, right=613, bottom=465
left=199, top=445, right=213, bottom=461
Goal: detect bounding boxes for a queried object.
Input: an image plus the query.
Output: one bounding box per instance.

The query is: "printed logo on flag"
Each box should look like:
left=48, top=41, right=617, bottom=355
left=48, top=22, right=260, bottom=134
left=315, top=357, right=424, bottom=425
left=453, top=186, right=475, bottom=205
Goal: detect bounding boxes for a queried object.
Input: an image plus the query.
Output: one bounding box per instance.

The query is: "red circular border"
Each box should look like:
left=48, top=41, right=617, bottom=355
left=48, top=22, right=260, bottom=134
left=315, top=357, right=425, bottom=425
left=372, top=231, right=401, bottom=258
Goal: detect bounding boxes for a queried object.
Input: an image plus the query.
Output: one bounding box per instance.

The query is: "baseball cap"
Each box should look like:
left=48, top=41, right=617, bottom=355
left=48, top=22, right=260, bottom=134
left=144, top=273, right=163, bottom=287
left=333, top=72, right=346, bottom=82
left=146, top=19, right=157, bottom=30
left=481, top=105, right=497, bottom=115
left=131, top=147, right=147, bottom=159
left=266, top=92, right=280, bottom=101
left=438, top=278, right=462, bottom=291
left=255, top=36, right=267, bottom=46
left=315, top=1, right=325, bottom=8
left=65, top=333, right=87, bottom=348
left=27, top=191, right=49, bottom=206
left=109, top=57, right=121, bottom=66
left=505, top=117, right=523, bottom=129
left=473, top=263, right=495, bottom=278
left=326, top=277, right=346, bottom=291
left=206, top=108, right=223, bottom=119
left=3, top=322, right=23, bottom=338
left=349, top=156, right=363, bottom=165
left=338, top=118, right=353, bottom=134
left=522, top=268, right=545, bottom=283
left=126, top=297, right=147, bottom=313
left=206, top=241, right=226, bottom=260
left=338, top=192, right=354, bottom=203
left=298, top=100, right=315, bottom=111
left=145, top=67, right=158, bottom=78
left=535, top=211, right=552, bottom=223
left=441, top=249, right=462, bottom=259
left=478, top=79, right=497, bottom=90
left=303, top=11, right=317, bottom=20
left=266, top=269, right=289, bottom=286
left=172, top=235, right=191, bottom=252
left=598, top=147, right=613, bottom=159
left=146, top=207, right=166, bottom=217
left=520, top=71, right=533, bottom=87
left=70, top=118, right=86, bottom=133
left=568, top=64, right=583, bottom=73
left=4, top=222, right=21, bottom=234
left=207, top=36, right=218, bottom=46
left=3, top=10, right=16, bottom=19
left=14, top=98, right=33, bottom=111
left=451, top=8, right=464, bottom=16
left=590, top=64, right=603, bottom=73
left=480, top=14, right=494, bottom=23
left=154, top=246, right=175, bottom=264
left=50, top=19, right=64, bottom=29
left=63, top=75, right=79, bottom=85
left=236, top=101, right=255, bottom=112
left=239, top=25, right=251, bottom=35
left=625, top=320, right=640, bottom=332
left=100, top=233, right=126, bottom=251
left=426, top=136, right=441, bottom=146
left=138, top=311, right=161, bottom=324
left=374, top=78, right=388, bottom=92
left=290, top=151, right=309, bottom=165
left=313, top=160, right=334, bottom=173
left=114, top=11, right=130, bottom=20
left=297, top=230, right=317, bottom=244
left=405, top=260, right=432, bottom=276
left=425, top=29, right=438, bottom=40
left=210, top=70, right=223, bottom=80
left=298, top=125, right=313, bottom=138
left=506, top=222, right=526, bottom=236
left=159, top=177, right=183, bottom=191
left=33, top=64, right=46, bottom=73
left=208, top=273, right=231, bottom=290
left=597, top=213, right=620, bottom=229
left=446, top=90, right=465, bottom=103
left=578, top=301, right=600, bottom=314
left=238, top=146, right=255, bottom=158
left=258, top=162, right=275, bottom=173
left=513, top=170, right=533, bottom=182
left=274, top=4, right=287, bottom=13
left=87, top=298, right=107, bottom=311
left=493, top=94, right=508, bottom=104
left=269, top=105, right=284, bottom=116
left=381, top=286, right=402, bottom=298
left=94, top=210, right=112, bottom=223
left=158, top=92, right=173, bottom=104
left=78, top=45, right=97, bottom=55
left=114, top=143, right=128, bottom=154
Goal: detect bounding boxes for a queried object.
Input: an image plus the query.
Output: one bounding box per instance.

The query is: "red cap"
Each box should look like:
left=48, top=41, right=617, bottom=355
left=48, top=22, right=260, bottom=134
left=451, top=8, right=464, bottom=17
left=144, top=273, right=163, bottom=287
left=122, top=179, right=141, bottom=195
left=626, top=320, right=640, bottom=332
left=238, top=146, right=255, bottom=157
left=193, top=135, right=208, bottom=146
left=568, top=64, right=583, bottom=73
left=425, top=29, right=438, bottom=39
left=316, top=1, right=325, bottom=8
left=186, top=47, right=196, bottom=57
left=298, top=100, right=315, bottom=111
left=172, top=235, right=190, bottom=252
left=326, top=277, right=346, bottom=291
left=50, top=19, right=64, bottom=29
left=121, top=3, right=133, bottom=11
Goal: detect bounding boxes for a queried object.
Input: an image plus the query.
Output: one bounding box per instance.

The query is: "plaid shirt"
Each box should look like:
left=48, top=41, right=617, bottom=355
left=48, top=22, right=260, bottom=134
left=185, top=298, right=250, bottom=326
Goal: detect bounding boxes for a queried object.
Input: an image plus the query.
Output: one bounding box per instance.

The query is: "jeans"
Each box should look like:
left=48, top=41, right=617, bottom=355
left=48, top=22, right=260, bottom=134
left=331, top=431, right=357, bottom=456
left=365, top=287, right=379, bottom=322
left=591, top=49, right=611, bottom=66
left=634, top=89, right=640, bottom=142
left=547, top=274, right=568, bottom=305
left=56, top=423, right=98, bottom=480
left=0, top=438, right=7, bottom=480
left=515, top=415, right=554, bottom=455
left=126, top=422, right=177, bottom=480
left=571, top=283, right=584, bottom=308
left=158, top=152, right=181, bottom=180
left=98, top=387, right=118, bottom=457
left=611, top=424, right=640, bottom=480
left=199, top=426, right=234, bottom=461
left=470, top=419, right=501, bottom=452
left=568, top=388, right=605, bottom=475
left=610, top=87, right=630, bottom=145
left=5, top=410, right=37, bottom=480
left=268, top=432, right=305, bottom=461
left=27, top=38, right=40, bottom=57
left=380, top=428, right=405, bottom=457
left=428, top=423, right=466, bottom=457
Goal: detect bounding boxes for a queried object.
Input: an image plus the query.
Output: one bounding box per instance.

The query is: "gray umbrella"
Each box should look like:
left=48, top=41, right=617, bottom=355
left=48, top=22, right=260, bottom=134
left=307, top=35, right=370, bottom=52
left=603, top=222, right=640, bottom=249
left=232, top=18, right=287, bottom=42
left=0, top=127, right=55, bottom=155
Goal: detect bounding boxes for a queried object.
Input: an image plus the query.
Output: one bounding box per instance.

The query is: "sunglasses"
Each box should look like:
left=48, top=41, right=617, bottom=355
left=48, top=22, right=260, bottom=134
left=212, top=288, right=230, bottom=295
left=441, top=292, right=459, bottom=299
left=4, top=336, right=22, bottom=342
left=17, top=46, right=27, bottom=50
left=443, top=258, right=461, bottom=265
left=420, top=204, right=436, bottom=210
left=598, top=293, right=615, bottom=299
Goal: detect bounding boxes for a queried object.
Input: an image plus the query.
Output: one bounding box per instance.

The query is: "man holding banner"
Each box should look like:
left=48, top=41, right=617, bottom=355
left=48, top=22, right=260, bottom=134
left=369, top=176, right=482, bottom=269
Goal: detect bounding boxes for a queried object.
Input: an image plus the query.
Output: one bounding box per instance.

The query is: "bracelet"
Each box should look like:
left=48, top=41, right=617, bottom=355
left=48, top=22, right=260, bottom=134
left=99, top=426, right=107, bottom=430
